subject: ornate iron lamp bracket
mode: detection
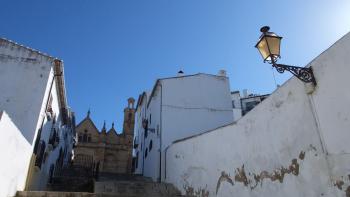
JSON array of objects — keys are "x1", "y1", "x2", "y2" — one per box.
[{"x1": 272, "y1": 63, "x2": 317, "y2": 86}]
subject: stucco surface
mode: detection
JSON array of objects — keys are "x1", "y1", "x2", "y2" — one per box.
[
  {"x1": 0, "y1": 39, "x2": 54, "y2": 144},
  {"x1": 137, "y1": 74, "x2": 234, "y2": 181}
]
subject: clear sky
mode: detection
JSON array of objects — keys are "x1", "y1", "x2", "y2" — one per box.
[{"x1": 1, "y1": 0, "x2": 349, "y2": 132}]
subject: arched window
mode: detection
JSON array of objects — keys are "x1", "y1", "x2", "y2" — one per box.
[
  {"x1": 145, "y1": 148, "x2": 148, "y2": 158},
  {"x1": 78, "y1": 134, "x2": 82, "y2": 142},
  {"x1": 88, "y1": 134, "x2": 91, "y2": 142},
  {"x1": 83, "y1": 130, "x2": 88, "y2": 142}
]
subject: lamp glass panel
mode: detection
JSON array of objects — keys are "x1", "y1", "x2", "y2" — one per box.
[
  {"x1": 256, "y1": 37, "x2": 270, "y2": 60},
  {"x1": 265, "y1": 36, "x2": 281, "y2": 57}
]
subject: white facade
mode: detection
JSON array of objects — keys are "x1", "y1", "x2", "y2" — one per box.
[
  {"x1": 164, "y1": 32, "x2": 350, "y2": 196},
  {"x1": 0, "y1": 111, "x2": 32, "y2": 197},
  {"x1": 133, "y1": 73, "x2": 234, "y2": 181},
  {"x1": 0, "y1": 38, "x2": 75, "y2": 193}
]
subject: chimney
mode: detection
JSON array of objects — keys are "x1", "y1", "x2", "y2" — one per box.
[
  {"x1": 177, "y1": 70, "x2": 184, "y2": 77},
  {"x1": 243, "y1": 89, "x2": 248, "y2": 98},
  {"x1": 218, "y1": 70, "x2": 227, "y2": 77}
]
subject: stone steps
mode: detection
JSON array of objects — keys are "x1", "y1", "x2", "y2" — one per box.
[
  {"x1": 17, "y1": 172, "x2": 185, "y2": 197},
  {"x1": 16, "y1": 191, "x2": 184, "y2": 197},
  {"x1": 94, "y1": 181, "x2": 182, "y2": 196}
]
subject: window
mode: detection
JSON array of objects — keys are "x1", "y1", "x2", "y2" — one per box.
[
  {"x1": 48, "y1": 164, "x2": 55, "y2": 184},
  {"x1": 149, "y1": 140, "x2": 153, "y2": 151},
  {"x1": 145, "y1": 129, "x2": 148, "y2": 138},
  {"x1": 46, "y1": 94, "x2": 53, "y2": 113},
  {"x1": 82, "y1": 130, "x2": 88, "y2": 142},
  {"x1": 83, "y1": 133, "x2": 87, "y2": 142},
  {"x1": 149, "y1": 114, "x2": 152, "y2": 124},
  {"x1": 232, "y1": 101, "x2": 235, "y2": 108},
  {"x1": 35, "y1": 140, "x2": 46, "y2": 169},
  {"x1": 88, "y1": 134, "x2": 91, "y2": 142},
  {"x1": 78, "y1": 134, "x2": 82, "y2": 142},
  {"x1": 145, "y1": 148, "x2": 148, "y2": 158},
  {"x1": 136, "y1": 152, "x2": 139, "y2": 168}
]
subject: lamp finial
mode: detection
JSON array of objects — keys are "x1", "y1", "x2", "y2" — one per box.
[{"x1": 260, "y1": 26, "x2": 270, "y2": 33}]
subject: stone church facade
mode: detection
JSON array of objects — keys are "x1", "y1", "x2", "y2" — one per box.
[{"x1": 74, "y1": 98, "x2": 135, "y2": 174}]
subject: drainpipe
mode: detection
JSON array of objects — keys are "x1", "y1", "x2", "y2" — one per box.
[{"x1": 164, "y1": 145, "x2": 170, "y2": 180}]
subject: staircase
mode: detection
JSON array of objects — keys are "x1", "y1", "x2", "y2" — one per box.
[
  {"x1": 47, "y1": 165, "x2": 95, "y2": 192},
  {"x1": 16, "y1": 173, "x2": 185, "y2": 197}
]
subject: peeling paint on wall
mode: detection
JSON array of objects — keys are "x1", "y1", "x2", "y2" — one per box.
[
  {"x1": 332, "y1": 175, "x2": 350, "y2": 197},
  {"x1": 184, "y1": 184, "x2": 209, "y2": 197},
  {"x1": 215, "y1": 146, "x2": 316, "y2": 195},
  {"x1": 216, "y1": 171, "x2": 234, "y2": 194}
]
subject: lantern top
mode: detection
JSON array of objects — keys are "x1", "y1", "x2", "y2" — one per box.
[
  {"x1": 260, "y1": 26, "x2": 270, "y2": 33},
  {"x1": 257, "y1": 26, "x2": 281, "y2": 41}
]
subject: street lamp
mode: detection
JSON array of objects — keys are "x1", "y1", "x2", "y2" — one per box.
[{"x1": 255, "y1": 26, "x2": 317, "y2": 86}]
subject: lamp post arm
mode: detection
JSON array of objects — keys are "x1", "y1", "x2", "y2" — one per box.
[{"x1": 273, "y1": 63, "x2": 317, "y2": 86}]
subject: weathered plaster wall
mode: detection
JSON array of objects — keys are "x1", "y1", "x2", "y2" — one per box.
[
  {"x1": 142, "y1": 74, "x2": 234, "y2": 181},
  {"x1": 0, "y1": 38, "x2": 54, "y2": 144},
  {"x1": 0, "y1": 39, "x2": 75, "y2": 192},
  {"x1": 161, "y1": 74, "x2": 234, "y2": 151},
  {"x1": 165, "y1": 33, "x2": 350, "y2": 197},
  {"x1": 0, "y1": 111, "x2": 32, "y2": 197}
]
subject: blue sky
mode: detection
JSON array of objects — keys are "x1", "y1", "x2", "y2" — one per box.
[{"x1": 1, "y1": 0, "x2": 349, "y2": 132}]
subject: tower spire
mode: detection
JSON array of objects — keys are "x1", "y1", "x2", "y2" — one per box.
[
  {"x1": 87, "y1": 108, "x2": 91, "y2": 117},
  {"x1": 101, "y1": 120, "x2": 106, "y2": 133}
]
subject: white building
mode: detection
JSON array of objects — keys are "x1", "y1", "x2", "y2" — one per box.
[
  {"x1": 0, "y1": 38, "x2": 75, "y2": 195},
  {"x1": 231, "y1": 90, "x2": 270, "y2": 121},
  {"x1": 133, "y1": 71, "x2": 234, "y2": 181}
]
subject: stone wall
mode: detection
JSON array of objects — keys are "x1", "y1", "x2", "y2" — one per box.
[{"x1": 164, "y1": 32, "x2": 350, "y2": 197}]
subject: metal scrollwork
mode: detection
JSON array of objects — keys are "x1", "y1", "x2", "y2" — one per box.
[{"x1": 273, "y1": 64, "x2": 317, "y2": 85}]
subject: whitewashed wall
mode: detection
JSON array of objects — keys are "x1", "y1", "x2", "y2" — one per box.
[
  {"x1": 161, "y1": 74, "x2": 234, "y2": 151},
  {"x1": 165, "y1": 33, "x2": 350, "y2": 197},
  {"x1": 133, "y1": 94, "x2": 148, "y2": 175},
  {"x1": 0, "y1": 39, "x2": 54, "y2": 144},
  {"x1": 0, "y1": 39, "x2": 75, "y2": 192},
  {"x1": 0, "y1": 111, "x2": 32, "y2": 197},
  {"x1": 143, "y1": 86, "x2": 161, "y2": 180},
  {"x1": 142, "y1": 74, "x2": 234, "y2": 181}
]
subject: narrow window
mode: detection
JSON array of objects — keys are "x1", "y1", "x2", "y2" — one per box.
[
  {"x1": 48, "y1": 164, "x2": 55, "y2": 183},
  {"x1": 149, "y1": 140, "x2": 153, "y2": 151},
  {"x1": 136, "y1": 152, "x2": 139, "y2": 168},
  {"x1": 83, "y1": 134, "x2": 87, "y2": 142},
  {"x1": 88, "y1": 134, "x2": 91, "y2": 142},
  {"x1": 145, "y1": 148, "x2": 148, "y2": 158}
]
